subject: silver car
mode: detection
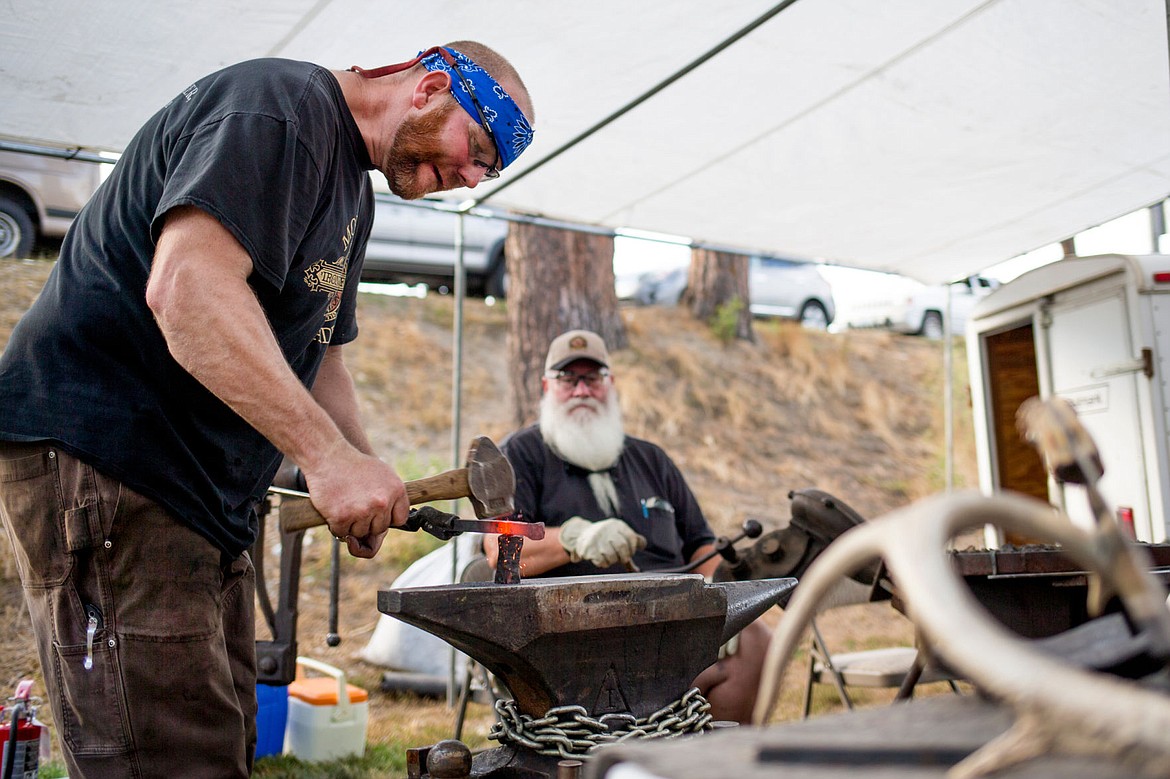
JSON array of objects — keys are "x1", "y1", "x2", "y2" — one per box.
[
  {"x1": 361, "y1": 193, "x2": 509, "y2": 297},
  {"x1": 0, "y1": 150, "x2": 104, "y2": 258},
  {"x1": 623, "y1": 256, "x2": 836, "y2": 330}
]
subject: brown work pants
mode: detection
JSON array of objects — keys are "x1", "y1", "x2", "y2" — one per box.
[{"x1": 0, "y1": 440, "x2": 256, "y2": 778}]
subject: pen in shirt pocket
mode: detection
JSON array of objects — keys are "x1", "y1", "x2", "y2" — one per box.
[{"x1": 641, "y1": 496, "x2": 675, "y2": 518}]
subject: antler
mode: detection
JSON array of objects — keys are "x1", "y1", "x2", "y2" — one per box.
[{"x1": 755, "y1": 398, "x2": 1170, "y2": 777}]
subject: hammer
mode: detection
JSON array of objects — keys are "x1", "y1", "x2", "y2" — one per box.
[{"x1": 276, "y1": 435, "x2": 530, "y2": 536}]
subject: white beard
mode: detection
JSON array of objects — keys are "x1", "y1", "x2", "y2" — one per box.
[{"x1": 540, "y1": 390, "x2": 626, "y2": 515}]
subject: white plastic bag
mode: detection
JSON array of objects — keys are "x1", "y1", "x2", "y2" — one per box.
[{"x1": 360, "y1": 534, "x2": 482, "y2": 676}]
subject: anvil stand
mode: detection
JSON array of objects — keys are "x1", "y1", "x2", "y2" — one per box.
[
  {"x1": 253, "y1": 493, "x2": 306, "y2": 685},
  {"x1": 381, "y1": 572, "x2": 797, "y2": 779}
]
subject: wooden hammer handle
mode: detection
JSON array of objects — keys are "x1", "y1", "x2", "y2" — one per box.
[
  {"x1": 278, "y1": 468, "x2": 470, "y2": 533},
  {"x1": 404, "y1": 468, "x2": 471, "y2": 505}
]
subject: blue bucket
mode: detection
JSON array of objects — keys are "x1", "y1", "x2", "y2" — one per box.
[{"x1": 255, "y1": 683, "x2": 289, "y2": 759}]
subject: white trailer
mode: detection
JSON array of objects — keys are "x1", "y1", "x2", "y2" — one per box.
[{"x1": 967, "y1": 254, "x2": 1170, "y2": 543}]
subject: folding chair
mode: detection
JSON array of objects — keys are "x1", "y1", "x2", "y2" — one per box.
[{"x1": 800, "y1": 570, "x2": 961, "y2": 718}]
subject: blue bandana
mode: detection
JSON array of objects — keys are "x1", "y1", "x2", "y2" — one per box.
[{"x1": 418, "y1": 47, "x2": 533, "y2": 171}]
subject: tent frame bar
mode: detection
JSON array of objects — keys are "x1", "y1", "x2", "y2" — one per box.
[
  {"x1": 469, "y1": 0, "x2": 804, "y2": 209},
  {"x1": 0, "y1": 139, "x2": 111, "y2": 164}
]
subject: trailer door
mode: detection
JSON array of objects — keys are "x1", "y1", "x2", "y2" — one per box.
[{"x1": 1045, "y1": 282, "x2": 1153, "y2": 539}]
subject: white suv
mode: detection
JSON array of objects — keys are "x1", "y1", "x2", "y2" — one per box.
[
  {"x1": 748, "y1": 256, "x2": 836, "y2": 329},
  {"x1": 852, "y1": 275, "x2": 998, "y2": 338}
]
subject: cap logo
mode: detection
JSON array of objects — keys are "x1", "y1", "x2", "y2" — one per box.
[{"x1": 569, "y1": 336, "x2": 588, "y2": 350}]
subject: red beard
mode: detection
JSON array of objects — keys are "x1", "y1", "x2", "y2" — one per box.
[{"x1": 385, "y1": 97, "x2": 459, "y2": 200}]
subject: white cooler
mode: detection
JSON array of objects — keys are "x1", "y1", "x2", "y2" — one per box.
[{"x1": 284, "y1": 656, "x2": 368, "y2": 762}]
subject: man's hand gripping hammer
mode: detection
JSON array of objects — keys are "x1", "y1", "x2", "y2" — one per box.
[{"x1": 273, "y1": 435, "x2": 542, "y2": 541}]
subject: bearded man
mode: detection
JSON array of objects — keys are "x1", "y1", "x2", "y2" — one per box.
[{"x1": 484, "y1": 329, "x2": 770, "y2": 723}]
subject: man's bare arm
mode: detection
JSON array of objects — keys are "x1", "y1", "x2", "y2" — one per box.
[
  {"x1": 307, "y1": 344, "x2": 395, "y2": 556},
  {"x1": 312, "y1": 345, "x2": 375, "y2": 456},
  {"x1": 145, "y1": 206, "x2": 408, "y2": 552},
  {"x1": 690, "y1": 543, "x2": 719, "y2": 578}
]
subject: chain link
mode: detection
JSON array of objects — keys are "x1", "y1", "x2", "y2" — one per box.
[{"x1": 489, "y1": 687, "x2": 715, "y2": 759}]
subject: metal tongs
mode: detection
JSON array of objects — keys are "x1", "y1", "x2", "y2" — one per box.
[{"x1": 401, "y1": 504, "x2": 545, "y2": 541}]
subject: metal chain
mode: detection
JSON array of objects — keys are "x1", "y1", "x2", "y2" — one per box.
[{"x1": 489, "y1": 687, "x2": 714, "y2": 759}]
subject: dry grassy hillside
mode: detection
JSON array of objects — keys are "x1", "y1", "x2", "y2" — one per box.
[
  {"x1": 0, "y1": 257, "x2": 979, "y2": 775},
  {"x1": 347, "y1": 286, "x2": 978, "y2": 534}
]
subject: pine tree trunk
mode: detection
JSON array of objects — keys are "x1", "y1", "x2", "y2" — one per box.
[
  {"x1": 506, "y1": 222, "x2": 626, "y2": 427},
  {"x1": 680, "y1": 247, "x2": 754, "y2": 342}
]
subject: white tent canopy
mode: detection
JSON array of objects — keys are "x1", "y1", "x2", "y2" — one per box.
[{"x1": 3, "y1": 0, "x2": 1168, "y2": 283}]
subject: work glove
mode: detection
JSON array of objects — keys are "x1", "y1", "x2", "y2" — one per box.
[{"x1": 559, "y1": 517, "x2": 647, "y2": 569}]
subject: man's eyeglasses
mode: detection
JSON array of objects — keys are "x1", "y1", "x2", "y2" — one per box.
[
  {"x1": 440, "y1": 51, "x2": 501, "y2": 180},
  {"x1": 547, "y1": 369, "x2": 610, "y2": 389}
]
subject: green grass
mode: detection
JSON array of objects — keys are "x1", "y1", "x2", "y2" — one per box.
[
  {"x1": 253, "y1": 744, "x2": 403, "y2": 778},
  {"x1": 708, "y1": 295, "x2": 746, "y2": 344},
  {"x1": 393, "y1": 452, "x2": 450, "y2": 482},
  {"x1": 252, "y1": 704, "x2": 493, "y2": 779}
]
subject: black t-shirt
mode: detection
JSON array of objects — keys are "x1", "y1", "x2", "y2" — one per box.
[
  {"x1": 0, "y1": 59, "x2": 372, "y2": 556},
  {"x1": 502, "y1": 424, "x2": 716, "y2": 576}
]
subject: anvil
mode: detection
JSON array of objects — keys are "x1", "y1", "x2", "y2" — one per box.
[{"x1": 379, "y1": 573, "x2": 796, "y2": 720}]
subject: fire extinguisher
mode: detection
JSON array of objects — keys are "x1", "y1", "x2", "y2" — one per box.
[{"x1": 0, "y1": 680, "x2": 40, "y2": 779}]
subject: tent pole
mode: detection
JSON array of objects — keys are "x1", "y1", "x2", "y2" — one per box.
[
  {"x1": 944, "y1": 284, "x2": 954, "y2": 495},
  {"x1": 448, "y1": 212, "x2": 467, "y2": 708},
  {"x1": 1150, "y1": 201, "x2": 1166, "y2": 253},
  {"x1": 0, "y1": 139, "x2": 112, "y2": 164}
]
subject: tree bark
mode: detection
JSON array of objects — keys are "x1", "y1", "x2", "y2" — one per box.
[
  {"x1": 506, "y1": 222, "x2": 626, "y2": 427},
  {"x1": 680, "y1": 247, "x2": 754, "y2": 342}
]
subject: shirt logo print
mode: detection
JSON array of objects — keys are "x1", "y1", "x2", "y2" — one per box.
[{"x1": 304, "y1": 255, "x2": 349, "y2": 344}]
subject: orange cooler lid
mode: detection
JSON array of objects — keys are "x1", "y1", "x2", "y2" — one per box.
[{"x1": 287, "y1": 677, "x2": 368, "y2": 705}]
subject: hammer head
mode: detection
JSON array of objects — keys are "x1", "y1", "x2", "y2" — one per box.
[{"x1": 465, "y1": 435, "x2": 516, "y2": 518}]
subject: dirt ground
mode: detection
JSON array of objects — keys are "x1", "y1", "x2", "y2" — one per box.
[{"x1": 0, "y1": 256, "x2": 981, "y2": 774}]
